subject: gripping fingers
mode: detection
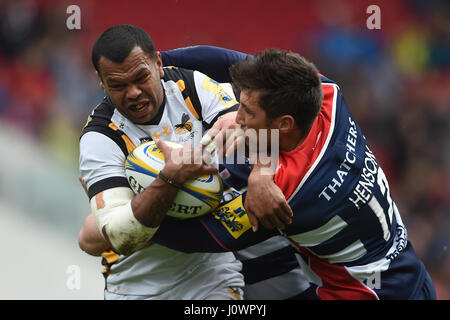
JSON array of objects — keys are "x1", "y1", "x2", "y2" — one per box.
[
  {"x1": 200, "y1": 133, "x2": 213, "y2": 147},
  {"x1": 201, "y1": 131, "x2": 219, "y2": 156},
  {"x1": 279, "y1": 203, "x2": 293, "y2": 225},
  {"x1": 261, "y1": 214, "x2": 285, "y2": 230},
  {"x1": 246, "y1": 210, "x2": 259, "y2": 232},
  {"x1": 205, "y1": 141, "x2": 217, "y2": 154},
  {"x1": 225, "y1": 133, "x2": 245, "y2": 158}
]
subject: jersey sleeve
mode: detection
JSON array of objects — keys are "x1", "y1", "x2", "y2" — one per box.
[
  {"x1": 151, "y1": 193, "x2": 276, "y2": 253},
  {"x1": 79, "y1": 131, "x2": 130, "y2": 199},
  {"x1": 161, "y1": 45, "x2": 250, "y2": 83},
  {"x1": 193, "y1": 70, "x2": 239, "y2": 125}
]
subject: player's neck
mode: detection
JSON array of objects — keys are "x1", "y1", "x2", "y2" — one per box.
[{"x1": 279, "y1": 127, "x2": 306, "y2": 152}]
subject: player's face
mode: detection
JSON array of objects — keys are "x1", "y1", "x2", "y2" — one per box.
[
  {"x1": 98, "y1": 46, "x2": 164, "y2": 124},
  {"x1": 236, "y1": 89, "x2": 277, "y2": 149}
]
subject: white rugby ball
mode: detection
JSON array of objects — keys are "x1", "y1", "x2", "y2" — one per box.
[{"x1": 125, "y1": 141, "x2": 223, "y2": 219}]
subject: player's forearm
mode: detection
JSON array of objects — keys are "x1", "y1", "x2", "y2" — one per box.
[
  {"x1": 161, "y1": 45, "x2": 249, "y2": 83},
  {"x1": 151, "y1": 194, "x2": 277, "y2": 253},
  {"x1": 131, "y1": 176, "x2": 180, "y2": 227}
]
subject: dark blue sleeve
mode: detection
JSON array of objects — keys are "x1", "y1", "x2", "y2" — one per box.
[
  {"x1": 151, "y1": 216, "x2": 228, "y2": 252},
  {"x1": 161, "y1": 45, "x2": 251, "y2": 83},
  {"x1": 151, "y1": 193, "x2": 275, "y2": 253}
]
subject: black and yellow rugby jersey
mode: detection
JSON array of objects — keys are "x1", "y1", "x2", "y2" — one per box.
[{"x1": 79, "y1": 67, "x2": 242, "y2": 299}]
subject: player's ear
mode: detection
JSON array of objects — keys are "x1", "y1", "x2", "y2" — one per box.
[
  {"x1": 277, "y1": 115, "x2": 296, "y2": 134},
  {"x1": 155, "y1": 51, "x2": 164, "y2": 78},
  {"x1": 96, "y1": 71, "x2": 106, "y2": 92}
]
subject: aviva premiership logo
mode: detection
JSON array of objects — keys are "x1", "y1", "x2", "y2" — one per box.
[
  {"x1": 213, "y1": 195, "x2": 251, "y2": 239},
  {"x1": 174, "y1": 113, "x2": 193, "y2": 135}
]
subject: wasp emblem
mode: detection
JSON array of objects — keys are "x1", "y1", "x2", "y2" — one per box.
[{"x1": 174, "y1": 113, "x2": 193, "y2": 135}]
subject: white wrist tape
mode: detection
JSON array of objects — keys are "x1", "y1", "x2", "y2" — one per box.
[
  {"x1": 205, "y1": 141, "x2": 217, "y2": 154},
  {"x1": 200, "y1": 133, "x2": 212, "y2": 146},
  {"x1": 91, "y1": 187, "x2": 158, "y2": 255}
]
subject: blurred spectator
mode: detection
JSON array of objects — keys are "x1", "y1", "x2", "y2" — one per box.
[{"x1": 0, "y1": 0, "x2": 44, "y2": 58}]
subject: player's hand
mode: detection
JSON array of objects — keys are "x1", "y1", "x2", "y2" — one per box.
[
  {"x1": 244, "y1": 165, "x2": 293, "y2": 232},
  {"x1": 156, "y1": 139, "x2": 218, "y2": 184},
  {"x1": 200, "y1": 111, "x2": 244, "y2": 160}
]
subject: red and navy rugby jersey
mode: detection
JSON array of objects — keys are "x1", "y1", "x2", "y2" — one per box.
[{"x1": 151, "y1": 47, "x2": 428, "y2": 299}]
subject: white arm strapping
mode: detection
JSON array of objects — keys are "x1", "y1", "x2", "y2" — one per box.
[{"x1": 90, "y1": 187, "x2": 159, "y2": 256}]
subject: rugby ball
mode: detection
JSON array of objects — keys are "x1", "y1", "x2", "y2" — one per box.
[{"x1": 125, "y1": 141, "x2": 223, "y2": 219}]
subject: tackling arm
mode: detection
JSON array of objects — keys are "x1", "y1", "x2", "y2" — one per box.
[
  {"x1": 80, "y1": 139, "x2": 219, "y2": 256},
  {"x1": 161, "y1": 45, "x2": 250, "y2": 83},
  {"x1": 151, "y1": 193, "x2": 276, "y2": 253}
]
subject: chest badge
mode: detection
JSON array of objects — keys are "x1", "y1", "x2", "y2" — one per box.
[{"x1": 174, "y1": 113, "x2": 193, "y2": 135}]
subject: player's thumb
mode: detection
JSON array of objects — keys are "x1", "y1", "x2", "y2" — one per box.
[
  {"x1": 157, "y1": 139, "x2": 183, "y2": 167},
  {"x1": 155, "y1": 139, "x2": 170, "y2": 158}
]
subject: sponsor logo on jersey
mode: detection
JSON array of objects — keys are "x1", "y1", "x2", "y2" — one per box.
[
  {"x1": 213, "y1": 196, "x2": 251, "y2": 239},
  {"x1": 201, "y1": 77, "x2": 237, "y2": 108}
]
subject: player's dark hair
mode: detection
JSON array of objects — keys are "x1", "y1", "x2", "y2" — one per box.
[
  {"x1": 92, "y1": 24, "x2": 156, "y2": 73},
  {"x1": 230, "y1": 49, "x2": 323, "y2": 132}
]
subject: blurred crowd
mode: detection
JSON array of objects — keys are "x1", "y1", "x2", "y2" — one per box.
[
  {"x1": 306, "y1": 0, "x2": 450, "y2": 299},
  {"x1": 0, "y1": 0, "x2": 448, "y2": 298}
]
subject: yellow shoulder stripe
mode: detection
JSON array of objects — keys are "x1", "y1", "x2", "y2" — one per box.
[
  {"x1": 185, "y1": 96, "x2": 200, "y2": 120},
  {"x1": 176, "y1": 79, "x2": 185, "y2": 92}
]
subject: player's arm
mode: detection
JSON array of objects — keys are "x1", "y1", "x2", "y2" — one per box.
[
  {"x1": 245, "y1": 161, "x2": 293, "y2": 231},
  {"x1": 80, "y1": 132, "x2": 158, "y2": 255},
  {"x1": 80, "y1": 134, "x2": 217, "y2": 256},
  {"x1": 78, "y1": 213, "x2": 111, "y2": 256},
  {"x1": 78, "y1": 176, "x2": 111, "y2": 256},
  {"x1": 161, "y1": 45, "x2": 250, "y2": 83}
]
